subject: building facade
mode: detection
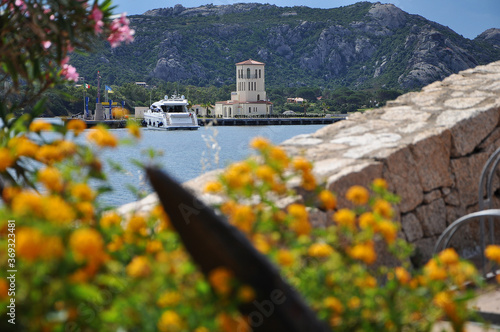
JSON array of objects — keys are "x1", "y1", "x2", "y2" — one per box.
[{"x1": 215, "y1": 59, "x2": 272, "y2": 118}]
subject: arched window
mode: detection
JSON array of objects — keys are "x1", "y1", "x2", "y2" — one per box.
[{"x1": 247, "y1": 68, "x2": 250, "y2": 79}]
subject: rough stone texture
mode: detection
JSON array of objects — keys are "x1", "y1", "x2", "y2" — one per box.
[{"x1": 123, "y1": 61, "x2": 500, "y2": 266}]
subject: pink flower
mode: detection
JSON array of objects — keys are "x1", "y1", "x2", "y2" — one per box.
[
  {"x1": 90, "y1": 5, "x2": 104, "y2": 34},
  {"x1": 61, "y1": 60, "x2": 79, "y2": 82},
  {"x1": 107, "y1": 13, "x2": 135, "y2": 48},
  {"x1": 42, "y1": 41, "x2": 51, "y2": 49}
]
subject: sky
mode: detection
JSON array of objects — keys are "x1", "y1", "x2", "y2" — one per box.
[{"x1": 110, "y1": 0, "x2": 500, "y2": 39}]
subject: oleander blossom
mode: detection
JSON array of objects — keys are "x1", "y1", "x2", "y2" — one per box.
[
  {"x1": 90, "y1": 4, "x2": 104, "y2": 34},
  {"x1": 60, "y1": 57, "x2": 79, "y2": 82},
  {"x1": 107, "y1": 13, "x2": 135, "y2": 48}
]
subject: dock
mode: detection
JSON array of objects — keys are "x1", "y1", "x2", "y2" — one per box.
[
  {"x1": 81, "y1": 119, "x2": 128, "y2": 128},
  {"x1": 197, "y1": 116, "x2": 346, "y2": 126}
]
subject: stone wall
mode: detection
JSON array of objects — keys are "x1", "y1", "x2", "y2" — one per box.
[
  {"x1": 277, "y1": 60, "x2": 500, "y2": 264},
  {"x1": 121, "y1": 60, "x2": 500, "y2": 266}
]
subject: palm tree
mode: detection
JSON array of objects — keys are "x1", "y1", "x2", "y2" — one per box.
[
  {"x1": 302, "y1": 100, "x2": 309, "y2": 117},
  {"x1": 201, "y1": 102, "x2": 213, "y2": 117}
]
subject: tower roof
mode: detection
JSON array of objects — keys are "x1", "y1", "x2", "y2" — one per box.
[{"x1": 236, "y1": 59, "x2": 265, "y2": 66}]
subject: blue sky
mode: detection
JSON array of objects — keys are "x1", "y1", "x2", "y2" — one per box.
[{"x1": 110, "y1": 0, "x2": 499, "y2": 39}]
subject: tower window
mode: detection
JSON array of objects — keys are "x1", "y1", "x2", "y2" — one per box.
[
  {"x1": 247, "y1": 68, "x2": 250, "y2": 79},
  {"x1": 259, "y1": 69, "x2": 261, "y2": 78}
]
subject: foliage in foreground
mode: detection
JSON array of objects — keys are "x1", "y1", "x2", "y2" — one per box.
[{"x1": 1, "y1": 121, "x2": 500, "y2": 331}]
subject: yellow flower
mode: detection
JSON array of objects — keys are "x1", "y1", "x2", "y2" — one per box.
[
  {"x1": 126, "y1": 214, "x2": 148, "y2": 234},
  {"x1": 146, "y1": 240, "x2": 163, "y2": 254},
  {"x1": 269, "y1": 146, "x2": 289, "y2": 168},
  {"x1": 67, "y1": 119, "x2": 86, "y2": 136},
  {"x1": 424, "y1": 259, "x2": 447, "y2": 281},
  {"x1": 42, "y1": 195, "x2": 76, "y2": 224},
  {"x1": 324, "y1": 296, "x2": 344, "y2": 313},
  {"x1": 301, "y1": 170, "x2": 317, "y2": 191},
  {"x1": 2, "y1": 186, "x2": 20, "y2": 204},
  {"x1": 38, "y1": 166, "x2": 64, "y2": 192},
  {"x1": 208, "y1": 267, "x2": 234, "y2": 296},
  {"x1": 292, "y1": 156, "x2": 312, "y2": 172},
  {"x1": 76, "y1": 201, "x2": 94, "y2": 223},
  {"x1": 485, "y1": 245, "x2": 500, "y2": 264},
  {"x1": 0, "y1": 148, "x2": 14, "y2": 172},
  {"x1": 223, "y1": 161, "x2": 253, "y2": 189},
  {"x1": 333, "y1": 208, "x2": 356, "y2": 230},
  {"x1": 230, "y1": 204, "x2": 255, "y2": 233},
  {"x1": 252, "y1": 234, "x2": 271, "y2": 253},
  {"x1": 348, "y1": 241, "x2": 377, "y2": 265},
  {"x1": 237, "y1": 285, "x2": 256, "y2": 303},
  {"x1": 9, "y1": 136, "x2": 38, "y2": 157},
  {"x1": 69, "y1": 228, "x2": 104, "y2": 262},
  {"x1": 87, "y1": 125, "x2": 118, "y2": 148},
  {"x1": 17, "y1": 227, "x2": 44, "y2": 261},
  {"x1": 348, "y1": 296, "x2": 361, "y2": 309},
  {"x1": 204, "y1": 180, "x2": 223, "y2": 193},
  {"x1": 359, "y1": 212, "x2": 376, "y2": 229},
  {"x1": 29, "y1": 120, "x2": 52, "y2": 132},
  {"x1": 41, "y1": 236, "x2": 64, "y2": 260},
  {"x1": 395, "y1": 266, "x2": 411, "y2": 284},
  {"x1": 11, "y1": 191, "x2": 43, "y2": 217},
  {"x1": 377, "y1": 220, "x2": 398, "y2": 244},
  {"x1": 433, "y1": 291, "x2": 457, "y2": 320},
  {"x1": 318, "y1": 189, "x2": 336, "y2": 210},
  {"x1": 438, "y1": 248, "x2": 460, "y2": 265},
  {"x1": 277, "y1": 249, "x2": 294, "y2": 266},
  {"x1": 250, "y1": 136, "x2": 271, "y2": 150},
  {"x1": 373, "y1": 199, "x2": 393, "y2": 218},
  {"x1": 55, "y1": 140, "x2": 77, "y2": 157},
  {"x1": 35, "y1": 144, "x2": 64, "y2": 164},
  {"x1": 346, "y1": 185, "x2": 370, "y2": 205},
  {"x1": 157, "y1": 310, "x2": 183, "y2": 332},
  {"x1": 126, "y1": 255, "x2": 152, "y2": 278},
  {"x1": 308, "y1": 242, "x2": 334, "y2": 258},
  {"x1": 100, "y1": 211, "x2": 122, "y2": 228},
  {"x1": 194, "y1": 327, "x2": 209, "y2": 332},
  {"x1": 157, "y1": 291, "x2": 182, "y2": 307},
  {"x1": 71, "y1": 183, "x2": 95, "y2": 201},
  {"x1": 256, "y1": 164, "x2": 275, "y2": 184},
  {"x1": 373, "y1": 178, "x2": 388, "y2": 190},
  {"x1": 127, "y1": 121, "x2": 141, "y2": 139}
]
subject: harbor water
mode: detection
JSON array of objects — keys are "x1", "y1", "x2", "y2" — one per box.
[{"x1": 97, "y1": 124, "x2": 327, "y2": 206}]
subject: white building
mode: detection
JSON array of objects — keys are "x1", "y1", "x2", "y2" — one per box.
[{"x1": 215, "y1": 59, "x2": 272, "y2": 118}]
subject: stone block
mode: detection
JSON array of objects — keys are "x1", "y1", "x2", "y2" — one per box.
[
  {"x1": 415, "y1": 198, "x2": 447, "y2": 237},
  {"x1": 411, "y1": 130, "x2": 453, "y2": 192},
  {"x1": 401, "y1": 212, "x2": 424, "y2": 242},
  {"x1": 450, "y1": 152, "x2": 489, "y2": 207}
]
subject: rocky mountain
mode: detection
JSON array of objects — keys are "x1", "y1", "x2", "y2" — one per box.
[{"x1": 71, "y1": 2, "x2": 500, "y2": 91}]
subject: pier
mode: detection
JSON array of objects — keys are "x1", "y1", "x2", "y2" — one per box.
[{"x1": 197, "y1": 116, "x2": 346, "y2": 126}]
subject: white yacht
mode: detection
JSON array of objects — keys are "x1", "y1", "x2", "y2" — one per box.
[{"x1": 144, "y1": 94, "x2": 199, "y2": 130}]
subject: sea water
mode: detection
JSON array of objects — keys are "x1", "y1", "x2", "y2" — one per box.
[{"x1": 97, "y1": 124, "x2": 326, "y2": 206}]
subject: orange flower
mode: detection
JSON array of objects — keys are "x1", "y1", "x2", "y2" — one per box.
[
  {"x1": 71, "y1": 183, "x2": 95, "y2": 201},
  {"x1": 11, "y1": 191, "x2": 43, "y2": 217},
  {"x1": 252, "y1": 234, "x2": 270, "y2": 253},
  {"x1": 0, "y1": 148, "x2": 14, "y2": 172},
  {"x1": 318, "y1": 189, "x2": 336, "y2": 210},
  {"x1": 17, "y1": 227, "x2": 44, "y2": 261},
  {"x1": 373, "y1": 199, "x2": 393, "y2": 218},
  {"x1": 348, "y1": 241, "x2": 377, "y2": 265},
  {"x1": 308, "y1": 242, "x2": 334, "y2": 258},
  {"x1": 485, "y1": 245, "x2": 500, "y2": 264},
  {"x1": 208, "y1": 267, "x2": 234, "y2": 296},
  {"x1": 333, "y1": 208, "x2": 356, "y2": 230},
  {"x1": 269, "y1": 146, "x2": 289, "y2": 168},
  {"x1": 204, "y1": 180, "x2": 223, "y2": 193},
  {"x1": 126, "y1": 214, "x2": 147, "y2": 234},
  {"x1": 29, "y1": 120, "x2": 52, "y2": 132},
  {"x1": 346, "y1": 185, "x2": 370, "y2": 205},
  {"x1": 223, "y1": 161, "x2": 253, "y2": 189},
  {"x1": 237, "y1": 285, "x2": 256, "y2": 303},
  {"x1": 35, "y1": 144, "x2": 64, "y2": 164},
  {"x1": 438, "y1": 248, "x2": 460, "y2": 265},
  {"x1": 324, "y1": 296, "x2": 344, "y2": 313},
  {"x1": 127, "y1": 121, "x2": 141, "y2": 139},
  {"x1": 67, "y1": 119, "x2": 86, "y2": 136},
  {"x1": 146, "y1": 240, "x2": 163, "y2": 254},
  {"x1": 395, "y1": 266, "x2": 411, "y2": 284},
  {"x1": 69, "y1": 228, "x2": 104, "y2": 262},
  {"x1": 277, "y1": 249, "x2": 294, "y2": 267},
  {"x1": 359, "y1": 212, "x2": 376, "y2": 229},
  {"x1": 8, "y1": 136, "x2": 38, "y2": 157},
  {"x1": 424, "y1": 259, "x2": 447, "y2": 281},
  {"x1": 41, "y1": 236, "x2": 65, "y2": 260},
  {"x1": 301, "y1": 170, "x2": 317, "y2": 191},
  {"x1": 250, "y1": 136, "x2": 271, "y2": 150},
  {"x1": 157, "y1": 291, "x2": 182, "y2": 307},
  {"x1": 256, "y1": 164, "x2": 275, "y2": 184},
  {"x1": 287, "y1": 203, "x2": 308, "y2": 222},
  {"x1": 2, "y1": 186, "x2": 21, "y2": 204},
  {"x1": 87, "y1": 125, "x2": 118, "y2": 148},
  {"x1": 42, "y1": 195, "x2": 76, "y2": 224},
  {"x1": 292, "y1": 156, "x2": 312, "y2": 172},
  {"x1": 373, "y1": 178, "x2": 388, "y2": 190},
  {"x1": 100, "y1": 211, "x2": 122, "y2": 228},
  {"x1": 126, "y1": 256, "x2": 152, "y2": 278},
  {"x1": 230, "y1": 204, "x2": 255, "y2": 233},
  {"x1": 157, "y1": 310, "x2": 183, "y2": 332},
  {"x1": 0, "y1": 279, "x2": 8, "y2": 299},
  {"x1": 38, "y1": 166, "x2": 64, "y2": 192},
  {"x1": 76, "y1": 201, "x2": 95, "y2": 222},
  {"x1": 55, "y1": 140, "x2": 77, "y2": 156},
  {"x1": 377, "y1": 220, "x2": 398, "y2": 244}
]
